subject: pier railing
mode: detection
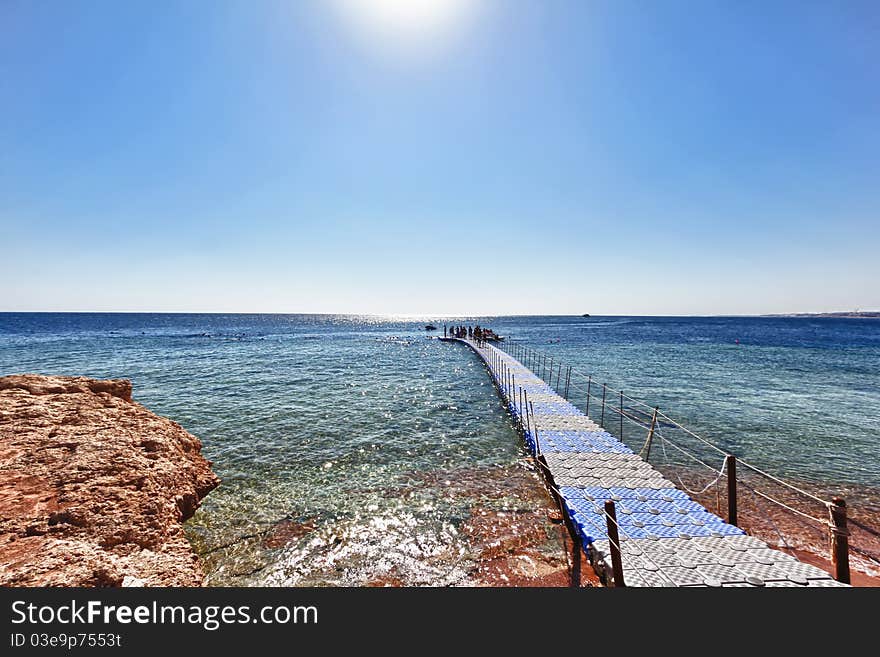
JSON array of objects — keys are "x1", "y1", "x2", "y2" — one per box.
[{"x1": 490, "y1": 338, "x2": 880, "y2": 584}]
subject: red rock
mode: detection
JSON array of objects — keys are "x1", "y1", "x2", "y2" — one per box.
[{"x1": 0, "y1": 374, "x2": 219, "y2": 586}]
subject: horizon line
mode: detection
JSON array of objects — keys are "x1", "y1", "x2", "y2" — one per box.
[{"x1": 1, "y1": 310, "x2": 877, "y2": 318}]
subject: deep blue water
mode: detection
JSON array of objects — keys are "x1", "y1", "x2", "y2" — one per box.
[{"x1": 1, "y1": 313, "x2": 878, "y2": 584}]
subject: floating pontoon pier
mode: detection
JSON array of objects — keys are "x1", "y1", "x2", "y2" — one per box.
[{"x1": 452, "y1": 338, "x2": 849, "y2": 588}]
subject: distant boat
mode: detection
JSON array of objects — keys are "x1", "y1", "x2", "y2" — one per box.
[
  {"x1": 581, "y1": 313, "x2": 591, "y2": 317},
  {"x1": 425, "y1": 324, "x2": 437, "y2": 331}
]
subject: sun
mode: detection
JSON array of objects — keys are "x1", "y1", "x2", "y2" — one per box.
[{"x1": 334, "y1": 0, "x2": 476, "y2": 47}]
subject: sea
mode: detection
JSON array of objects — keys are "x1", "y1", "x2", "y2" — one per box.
[{"x1": 1, "y1": 313, "x2": 878, "y2": 584}]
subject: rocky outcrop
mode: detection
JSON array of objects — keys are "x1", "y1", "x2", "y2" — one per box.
[{"x1": 0, "y1": 374, "x2": 219, "y2": 586}]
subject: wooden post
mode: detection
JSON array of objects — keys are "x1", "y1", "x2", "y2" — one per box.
[
  {"x1": 586, "y1": 375, "x2": 592, "y2": 415},
  {"x1": 640, "y1": 407, "x2": 658, "y2": 460},
  {"x1": 600, "y1": 384, "x2": 607, "y2": 427},
  {"x1": 619, "y1": 390, "x2": 624, "y2": 441},
  {"x1": 830, "y1": 498, "x2": 850, "y2": 584},
  {"x1": 604, "y1": 500, "x2": 625, "y2": 587},
  {"x1": 726, "y1": 454, "x2": 737, "y2": 527}
]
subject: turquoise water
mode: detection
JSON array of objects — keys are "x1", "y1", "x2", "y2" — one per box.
[{"x1": 1, "y1": 313, "x2": 878, "y2": 584}]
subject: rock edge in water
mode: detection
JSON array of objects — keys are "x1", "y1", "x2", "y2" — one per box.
[{"x1": 0, "y1": 374, "x2": 220, "y2": 586}]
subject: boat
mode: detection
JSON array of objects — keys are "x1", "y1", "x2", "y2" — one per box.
[
  {"x1": 425, "y1": 324, "x2": 437, "y2": 331},
  {"x1": 483, "y1": 329, "x2": 504, "y2": 342},
  {"x1": 582, "y1": 313, "x2": 591, "y2": 317}
]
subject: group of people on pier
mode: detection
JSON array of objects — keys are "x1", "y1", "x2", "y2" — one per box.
[{"x1": 444, "y1": 324, "x2": 499, "y2": 341}]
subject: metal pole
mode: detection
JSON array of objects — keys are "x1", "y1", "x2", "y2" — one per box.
[
  {"x1": 530, "y1": 401, "x2": 539, "y2": 455},
  {"x1": 600, "y1": 384, "x2": 607, "y2": 427},
  {"x1": 524, "y1": 390, "x2": 532, "y2": 443},
  {"x1": 564, "y1": 366, "x2": 571, "y2": 399},
  {"x1": 726, "y1": 454, "x2": 737, "y2": 527},
  {"x1": 519, "y1": 387, "x2": 524, "y2": 428},
  {"x1": 604, "y1": 500, "x2": 625, "y2": 587},
  {"x1": 556, "y1": 363, "x2": 562, "y2": 392},
  {"x1": 619, "y1": 390, "x2": 624, "y2": 441},
  {"x1": 586, "y1": 375, "x2": 592, "y2": 415},
  {"x1": 830, "y1": 498, "x2": 850, "y2": 584}
]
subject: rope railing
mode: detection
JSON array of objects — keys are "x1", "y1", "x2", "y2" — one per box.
[
  {"x1": 498, "y1": 339, "x2": 832, "y2": 490},
  {"x1": 478, "y1": 340, "x2": 693, "y2": 586},
  {"x1": 481, "y1": 338, "x2": 880, "y2": 582}
]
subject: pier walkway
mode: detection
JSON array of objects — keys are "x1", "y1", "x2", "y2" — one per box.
[{"x1": 454, "y1": 338, "x2": 848, "y2": 587}]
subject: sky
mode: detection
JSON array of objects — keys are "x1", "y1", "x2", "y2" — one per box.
[{"x1": 2, "y1": 0, "x2": 878, "y2": 315}]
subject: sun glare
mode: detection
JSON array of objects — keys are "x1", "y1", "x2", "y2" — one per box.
[{"x1": 334, "y1": 0, "x2": 476, "y2": 49}]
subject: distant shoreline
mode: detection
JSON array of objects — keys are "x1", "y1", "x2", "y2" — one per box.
[{"x1": 762, "y1": 311, "x2": 880, "y2": 319}]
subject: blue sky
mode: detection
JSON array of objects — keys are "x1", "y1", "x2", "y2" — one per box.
[{"x1": 2, "y1": 0, "x2": 878, "y2": 315}]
